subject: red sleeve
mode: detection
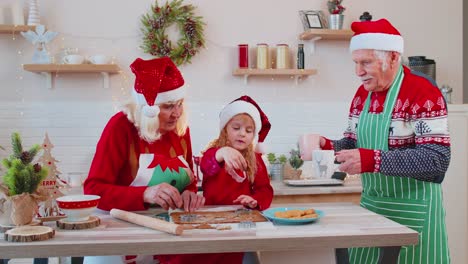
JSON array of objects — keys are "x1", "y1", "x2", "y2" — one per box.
[
  {"x1": 359, "y1": 148, "x2": 377, "y2": 173},
  {"x1": 251, "y1": 153, "x2": 273, "y2": 210},
  {"x1": 200, "y1": 147, "x2": 222, "y2": 177},
  {"x1": 321, "y1": 137, "x2": 334, "y2": 150},
  {"x1": 84, "y1": 113, "x2": 148, "y2": 211}
]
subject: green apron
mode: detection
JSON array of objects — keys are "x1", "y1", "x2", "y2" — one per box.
[{"x1": 349, "y1": 66, "x2": 450, "y2": 264}]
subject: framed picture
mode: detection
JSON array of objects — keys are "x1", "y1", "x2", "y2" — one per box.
[{"x1": 299, "y1": 10, "x2": 327, "y2": 30}]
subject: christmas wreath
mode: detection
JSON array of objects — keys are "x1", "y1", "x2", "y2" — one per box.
[{"x1": 140, "y1": 0, "x2": 205, "y2": 66}]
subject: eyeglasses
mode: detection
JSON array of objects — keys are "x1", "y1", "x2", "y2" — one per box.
[{"x1": 159, "y1": 99, "x2": 184, "y2": 112}]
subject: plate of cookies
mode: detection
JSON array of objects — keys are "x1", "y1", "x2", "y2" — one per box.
[{"x1": 262, "y1": 207, "x2": 324, "y2": 224}]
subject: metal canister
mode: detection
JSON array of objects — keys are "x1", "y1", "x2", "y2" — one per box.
[
  {"x1": 276, "y1": 44, "x2": 289, "y2": 69},
  {"x1": 256, "y1": 43, "x2": 269, "y2": 69}
]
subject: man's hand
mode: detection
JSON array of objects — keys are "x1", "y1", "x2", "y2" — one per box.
[
  {"x1": 233, "y1": 195, "x2": 258, "y2": 209},
  {"x1": 143, "y1": 183, "x2": 182, "y2": 210},
  {"x1": 335, "y1": 149, "x2": 362, "y2": 175},
  {"x1": 215, "y1": 147, "x2": 247, "y2": 171},
  {"x1": 181, "y1": 190, "x2": 205, "y2": 212}
]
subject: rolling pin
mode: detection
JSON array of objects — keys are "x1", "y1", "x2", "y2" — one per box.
[{"x1": 110, "y1": 208, "x2": 183, "y2": 236}]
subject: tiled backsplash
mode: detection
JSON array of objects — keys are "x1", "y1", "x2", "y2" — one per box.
[{"x1": 0, "y1": 101, "x2": 349, "y2": 176}]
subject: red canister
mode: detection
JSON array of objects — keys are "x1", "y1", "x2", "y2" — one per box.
[{"x1": 238, "y1": 44, "x2": 249, "y2": 68}]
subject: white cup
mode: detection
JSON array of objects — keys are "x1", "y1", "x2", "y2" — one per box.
[
  {"x1": 88, "y1": 55, "x2": 110, "y2": 64},
  {"x1": 62, "y1": 54, "x2": 85, "y2": 64},
  {"x1": 312, "y1": 150, "x2": 335, "y2": 178},
  {"x1": 67, "y1": 172, "x2": 87, "y2": 187}
]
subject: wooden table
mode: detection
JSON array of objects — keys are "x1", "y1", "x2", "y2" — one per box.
[
  {"x1": 0, "y1": 203, "x2": 417, "y2": 264},
  {"x1": 272, "y1": 178, "x2": 362, "y2": 205}
]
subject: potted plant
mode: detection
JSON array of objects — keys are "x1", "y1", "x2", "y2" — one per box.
[
  {"x1": 283, "y1": 148, "x2": 304, "y2": 180},
  {"x1": 0, "y1": 132, "x2": 48, "y2": 226},
  {"x1": 327, "y1": 0, "x2": 346, "y2": 29},
  {"x1": 266, "y1": 153, "x2": 287, "y2": 180}
]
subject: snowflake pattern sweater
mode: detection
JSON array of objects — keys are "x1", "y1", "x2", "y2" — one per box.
[{"x1": 324, "y1": 67, "x2": 450, "y2": 183}]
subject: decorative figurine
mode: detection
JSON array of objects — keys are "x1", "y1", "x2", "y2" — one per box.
[{"x1": 21, "y1": 25, "x2": 58, "y2": 64}]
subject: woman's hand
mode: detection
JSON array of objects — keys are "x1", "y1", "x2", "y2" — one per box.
[
  {"x1": 215, "y1": 147, "x2": 247, "y2": 171},
  {"x1": 233, "y1": 195, "x2": 258, "y2": 209},
  {"x1": 143, "y1": 183, "x2": 182, "y2": 210},
  {"x1": 181, "y1": 190, "x2": 205, "y2": 212}
]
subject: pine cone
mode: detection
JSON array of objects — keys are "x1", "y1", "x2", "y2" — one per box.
[
  {"x1": 20, "y1": 151, "x2": 32, "y2": 164},
  {"x1": 33, "y1": 163, "x2": 42, "y2": 173}
]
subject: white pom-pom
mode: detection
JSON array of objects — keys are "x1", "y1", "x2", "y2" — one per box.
[
  {"x1": 142, "y1": 105, "x2": 159, "y2": 118},
  {"x1": 255, "y1": 142, "x2": 267, "y2": 154}
]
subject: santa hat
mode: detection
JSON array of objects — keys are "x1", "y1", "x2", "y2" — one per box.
[
  {"x1": 349, "y1": 19, "x2": 404, "y2": 53},
  {"x1": 219, "y1": 95, "x2": 271, "y2": 153},
  {"x1": 130, "y1": 57, "x2": 186, "y2": 117}
]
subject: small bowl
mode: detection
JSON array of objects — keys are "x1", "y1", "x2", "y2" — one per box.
[{"x1": 56, "y1": 195, "x2": 100, "y2": 221}]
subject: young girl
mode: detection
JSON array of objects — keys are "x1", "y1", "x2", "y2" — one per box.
[
  {"x1": 160, "y1": 96, "x2": 273, "y2": 264},
  {"x1": 201, "y1": 95, "x2": 273, "y2": 212}
]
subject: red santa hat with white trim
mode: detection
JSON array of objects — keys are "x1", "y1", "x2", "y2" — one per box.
[
  {"x1": 219, "y1": 95, "x2": 271, "y2": 153},
  {"x1": 349, "y1": 18, "x2": 404, "y2": 53},
  {"x1": 130, "y1": 57, "x2": 186, "y2": 117}
]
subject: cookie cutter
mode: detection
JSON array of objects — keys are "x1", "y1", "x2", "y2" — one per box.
[
  {"x1": 235, "y1": 208, "x2": 252, "y2": 216},
  {"x1": 238, "y1": 221, "x2": 256, "y2": 229},
  {"x1": 180, "y1": 214, "x2": 197, "y2": 223}
]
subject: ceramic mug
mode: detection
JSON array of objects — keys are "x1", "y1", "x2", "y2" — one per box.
[
  {"x1": 312, "y1": 150, "x2": 335, "y2": 178},
  {"x1": 298, "y1": 134, "x2": 321, "y2": 161},
  {"x1": 62, "y1": 54, "x2": 85, "y2": 64},
  {"x1": 88, "y1": 55, "x2": 110, "y2": 64}
]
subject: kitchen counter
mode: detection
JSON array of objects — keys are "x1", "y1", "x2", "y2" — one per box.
[
  {"x1": 0, "y1": 203, "x2": 417, "y2": 264},
  {"x1": 272, "y1": 177, "x2": 362, "y2": 205}
]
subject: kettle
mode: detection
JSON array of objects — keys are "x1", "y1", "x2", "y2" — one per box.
[{"x1": 408, "y1": 56, "x2": 436, "y2": 81}]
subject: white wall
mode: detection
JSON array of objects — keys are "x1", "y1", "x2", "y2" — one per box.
[{"x1": 0, "y1": 0, "x2": 465, "y2": 262}]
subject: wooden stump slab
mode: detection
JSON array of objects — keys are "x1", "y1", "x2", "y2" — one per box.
[
  {"x1": 0, "y1": 219, "x2": 42, "y2": 233},
  {"x1": 4, "y1": 226, "x2": 54, "y2": 242},
  {"x1": 57, "y1": 215, "x2": 100, "y2": 230}
]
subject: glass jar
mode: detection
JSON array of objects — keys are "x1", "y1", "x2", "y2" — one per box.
[
  {"x1": 440, "y1": 85, "x2": 453, "y2": 104},
  {"x1": 238, "y1": 44, "x2": 249, "y2": 68}
]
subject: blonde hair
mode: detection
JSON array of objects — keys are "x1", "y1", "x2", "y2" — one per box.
[
  {"x1": 121, "y1": 98, "x2": 188, "y2": 143},
  {"x1": 205, "y1": 114, "x2": 257, "y2": 183}
]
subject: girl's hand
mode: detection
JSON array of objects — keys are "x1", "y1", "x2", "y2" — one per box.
[
  {"x1": 233, "y1": 195, "x2": 258, "y2": 209},
  {"x1": 215, "y1": 147, "x2": 247, "y2": 171}
]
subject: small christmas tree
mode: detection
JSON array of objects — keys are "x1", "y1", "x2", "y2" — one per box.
[
  {"x1": 0, "y1": 132, "x2": 48, "y2": 226},
  {"x1": 37, "y1": 133, "x2": 65, "y2": 217},
  {"x1": 2, "y1": 132, "x2": 47, "y2": 195}
]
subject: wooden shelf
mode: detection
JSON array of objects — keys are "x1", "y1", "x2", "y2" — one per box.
[
  {"x1": 0, "y1": 25, "x2": 36, "y2": 34},
  {"x1": 23, "y1": 64, "x2": 120, "y2": 73},
  {"x1": 299, "y1": 29, "x2": 353, "y2": 41},
  {"x1": 232, "y1": 68, "x2": 317, "y2": 84},
  {"x1": 23, "y1": 64, "x2": 121, "y2": 89}
]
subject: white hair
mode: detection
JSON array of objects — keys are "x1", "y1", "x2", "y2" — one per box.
[
  {"x1": 121, "y1": 98, "x2": 188, "y2": 143},
  {"x1": 374, "y1": 50, "x2": 402, "y2": 71}
]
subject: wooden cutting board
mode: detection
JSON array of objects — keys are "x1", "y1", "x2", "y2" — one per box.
[{"x1": 170, "y1": 210, "x2": 267, "y2": 224}]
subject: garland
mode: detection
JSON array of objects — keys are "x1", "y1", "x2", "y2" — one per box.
[{"x1": 140, "y1": 0, "x2": 205, "y2": 66}]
